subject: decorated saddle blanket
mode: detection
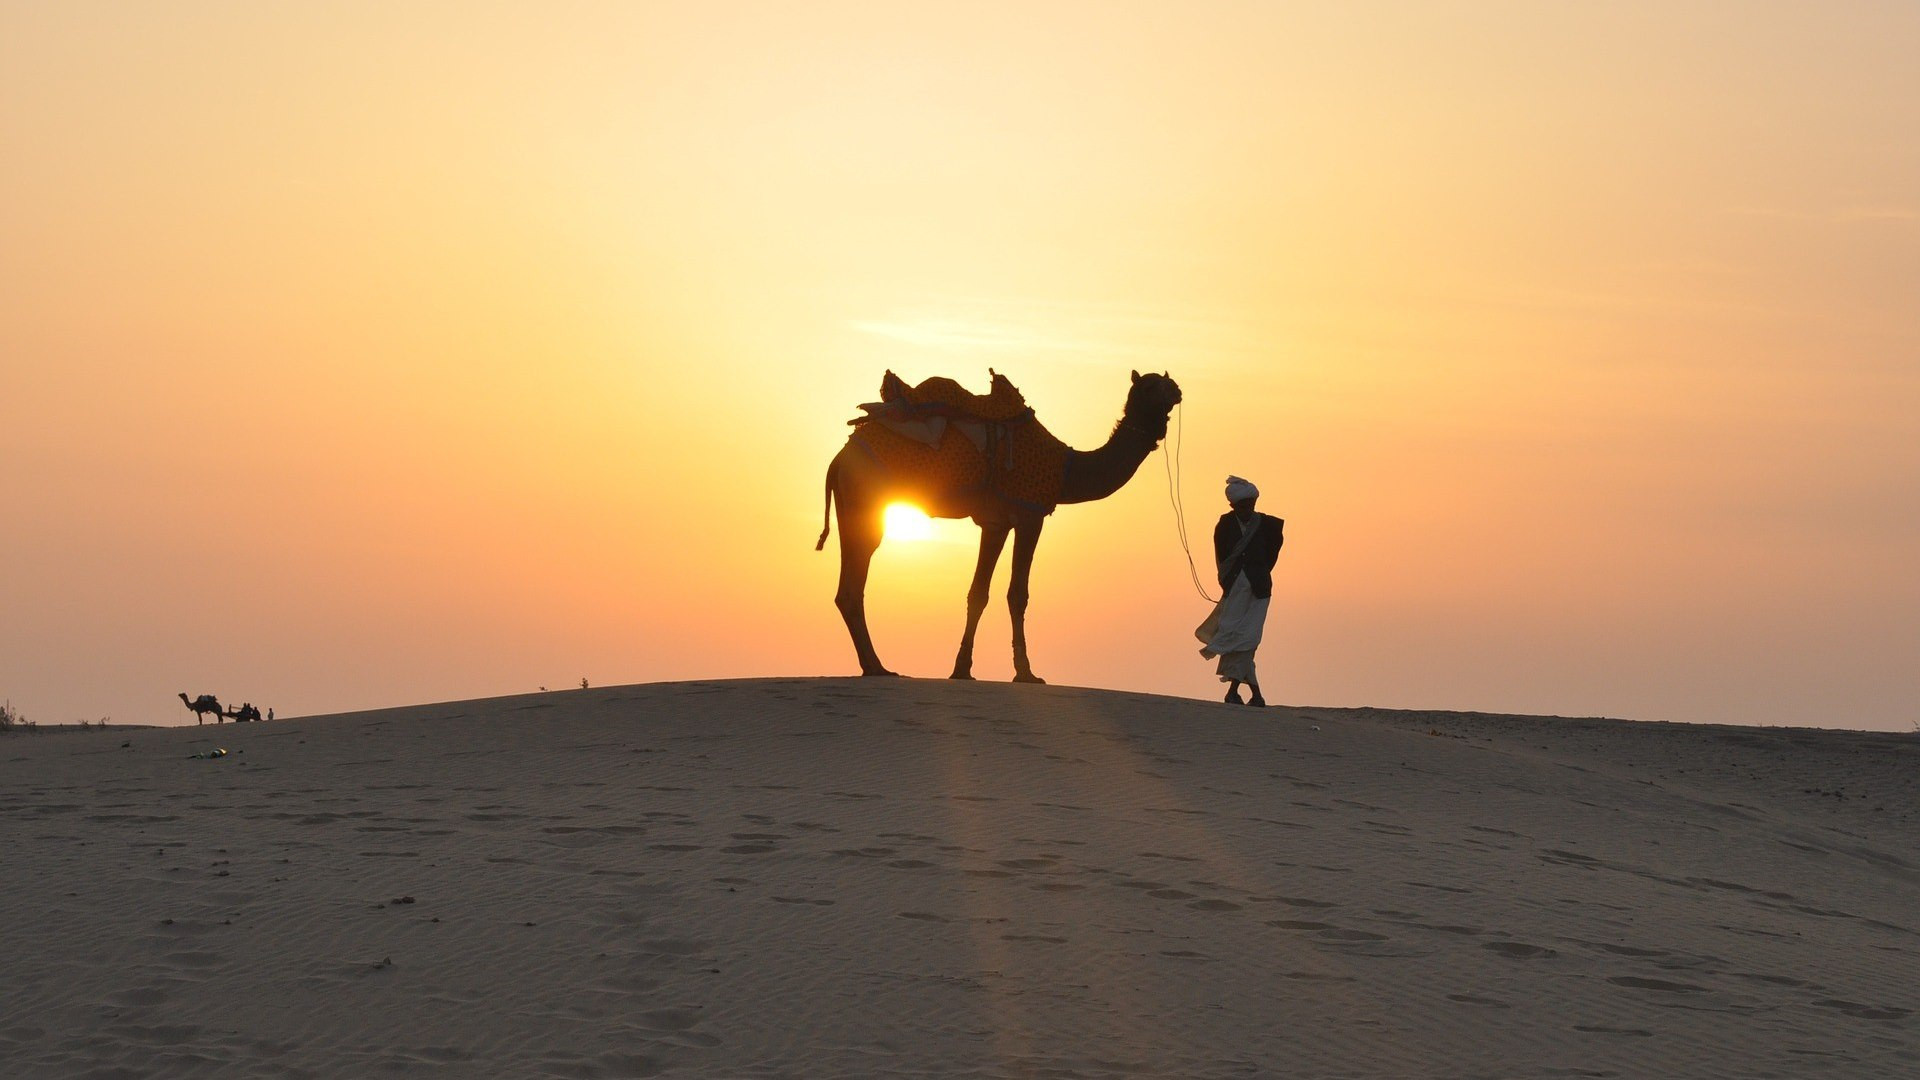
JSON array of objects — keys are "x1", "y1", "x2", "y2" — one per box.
[{"x1": 847, "y1": 371, "x2": 1069, "y2": 513}]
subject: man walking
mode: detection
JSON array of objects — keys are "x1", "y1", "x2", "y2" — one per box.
[{"x1": 1198, "y1": 475, "x2": 1284, "y2": 705}]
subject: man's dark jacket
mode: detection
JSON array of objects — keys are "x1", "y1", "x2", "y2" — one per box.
[{"x1": 1214, "y1": 512, "x2": 1284, "y2": 599}]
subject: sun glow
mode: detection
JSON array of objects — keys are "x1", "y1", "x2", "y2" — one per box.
[{"x1": 883, "y1": 503, "x2": 935, "y2": 542}]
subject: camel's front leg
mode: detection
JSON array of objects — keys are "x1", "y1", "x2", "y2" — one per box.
[
  {"x1": 1007, "y1": 516, "x2": 1045, "y2": 684},
  {"x1": 951, "y1": 522, "x2": 1010, "y2": 679},
  {"x1": 833, "y1": 503, "x2": 896, "y2": 677}
]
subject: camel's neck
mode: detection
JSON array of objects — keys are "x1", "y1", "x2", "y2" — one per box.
[{"x1": 1059, "y1": 419, "x2": 1162, "y2": 505}]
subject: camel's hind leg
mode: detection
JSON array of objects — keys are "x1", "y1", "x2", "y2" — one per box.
[
  {"x1": 1008, "y1": 515, "x2": 1046, "y2": 684},
  {"x1": 833, "y1": 493, "x2": 896, "y2": 677},
  {"x1": 950, "y1": 521, "x2": 1010, "y2": 680}
]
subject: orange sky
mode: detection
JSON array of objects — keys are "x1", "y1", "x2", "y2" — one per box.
[{"x1": 3, "y1": 3, "x2": 1916, "y2": 730}]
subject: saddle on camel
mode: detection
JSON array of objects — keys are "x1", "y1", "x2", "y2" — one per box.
[{"x1": 833, "y1": 369, "x2": 1071, "y2": 521}]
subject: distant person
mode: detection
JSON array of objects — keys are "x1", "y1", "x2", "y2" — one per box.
[{"x1": 1197, "y1": 475, "x2": 1284, "y2": 706}]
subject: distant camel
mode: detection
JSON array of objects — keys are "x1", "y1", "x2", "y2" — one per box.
[
  {"x1": 179, "y1": 693, "x2": 223, "y2": 725},
  {"x1": 819, "y1": 369, "x2": 1182, "y2": 681}
]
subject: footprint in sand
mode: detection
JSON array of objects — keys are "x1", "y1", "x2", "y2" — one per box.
[
  {"x1": 636, "y1": 939, "x2": 706, "y2": 957},
  {"x1": 163, "y1": 951, "x2": 226, "y2": 969},
  {"x1": 1608, "y1": 976, "x2": 1707, "y2": 994},
  {"x1": 594, "y1": 973, "x2": 662, "y2": 994},
  {"x1": 542, "y1": 1051, "x2": 655, "y2": 1077},
  {"x1": 1593, "y1": 943, "x2": 1668, "y2": 958},
  {"x1": 1732, "y1": 972, "x2": 1820, "y2": 989},
  {"x1": 1482, "y1": 941, "x2": 1556, "y2": 959},
  {"x1": 1808, "y1": 999, "x2": 1910, "y2": 1021},
  {"x1": 105, "y1": 1023, "x2": 203, "y2": 1047},
  {"x1": 593, "y1": 1052, "x2": 664, "y2": 1076}
]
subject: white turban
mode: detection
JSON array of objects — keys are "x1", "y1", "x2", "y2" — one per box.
[{"x1": 1225, "y1": 475, "x2": 1259, "y2": 503}]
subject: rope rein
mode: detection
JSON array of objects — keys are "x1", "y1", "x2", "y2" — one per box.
[{"x1": 1163, "y1": 402, "x2": 1217, "y2": 604}]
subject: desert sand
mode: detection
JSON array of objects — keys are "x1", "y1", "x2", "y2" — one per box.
[{"x1": 2, "y1": 679, "x2": 1915, "y2": 1078}]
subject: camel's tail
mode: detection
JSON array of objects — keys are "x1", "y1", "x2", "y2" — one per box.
[{"x1": 815, "y1": 457, "x2": 837, "y2": 551}]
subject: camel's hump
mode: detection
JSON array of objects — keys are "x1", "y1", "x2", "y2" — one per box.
[{"x1": 875, "y1": 370, "x2": 1030, "y2": 422}]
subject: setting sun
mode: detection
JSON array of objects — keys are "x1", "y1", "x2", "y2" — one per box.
[{"x1": 882, "y1": 503, "x2": 934, "y2": 542}]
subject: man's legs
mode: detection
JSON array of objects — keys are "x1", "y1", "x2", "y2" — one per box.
[{"x1": 1224, "y1": 680, "x2": 1244, "y2": 705}]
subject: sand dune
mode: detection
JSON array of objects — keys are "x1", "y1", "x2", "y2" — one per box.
[{"x1": 2, "y1": 679, "x2": 1915, "y2": 1078}]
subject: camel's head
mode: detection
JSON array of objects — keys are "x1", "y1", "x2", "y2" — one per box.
[{"x1": 1124, "y1": 370, "x2": 1182, "y2": 439}]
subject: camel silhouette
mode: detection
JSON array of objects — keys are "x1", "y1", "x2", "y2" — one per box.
[
  {"x1": 819, "y1": 369, "x2": 1181, "y2": 681},
  {"x1": 178, "y1": 693, "x2": 223, "y2": 725}
]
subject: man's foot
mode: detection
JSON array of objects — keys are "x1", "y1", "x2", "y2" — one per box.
[
  {"x1": 1225, "y1": 690, "x2": 1244, "y2": 705},
  {"x1": 1012, "y1": 672, "x2": 1046, "y2": 685},
  {"x1": 1248, "y1": 695, "x2": 1267, "y2": 707}
]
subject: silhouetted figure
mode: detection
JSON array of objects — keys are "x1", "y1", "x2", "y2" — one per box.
[
  {"x1": 1198, "y1": 476, "x2": 1284, "y2": 706},
  {"x1": 267, "y1": 707, "x2": 274, "y2": 722},
  {"x1": 178, "y1": 692, "x2": 224, "y2": 725},
  {"x1": 226, "y1": 702, "x2": 262, "y2": 723},
  {"x1": 819, "y1": 369, "x2": 1182, "y2": 681}
]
